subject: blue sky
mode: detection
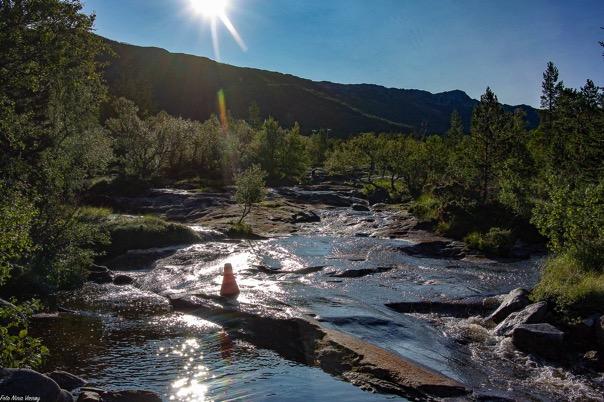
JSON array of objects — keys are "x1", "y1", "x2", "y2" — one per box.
[{"x1": 83, "y1": 0, "x2": 603, "y2": 107}]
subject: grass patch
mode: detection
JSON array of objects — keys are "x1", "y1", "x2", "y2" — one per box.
[
  {"x1": 362, "y1": 178, "x2": 406, "y2": 202},
  {"x1": 532, "y1": 253, "x2": 604, "y2": 320},
  {"x1": 226, "y1": 221, "x2": 254, "y2": 238},
  {"x1": 464, "y1": 227, "x2": 514, "y2": 256},
  {"x1": 102, "y1": 215, "x2": 200, "y2": 258},
  {"x1": 409, "y1": 193, "x2": 440, "y2": 222},
  {"x1": 76, "y1": 206, "x2": 113, "y2": 222}
]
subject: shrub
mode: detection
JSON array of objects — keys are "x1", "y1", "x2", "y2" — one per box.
[
  {"x1": 410, "y1": 193, "x2": 440, "y2": 222},
  {"x1": 464, "y1": 227, "x2": 514, "y2": 256},
  {"x1": 0, "y1": 300, "x2": 48, "y2": 368},
  {"x1": 532, "y1": 253, "x2": 604, "y2": 319}
]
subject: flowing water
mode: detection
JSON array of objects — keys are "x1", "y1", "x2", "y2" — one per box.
[{"x1": 34, "y1": 197, "x2": 604, "y2": 401}]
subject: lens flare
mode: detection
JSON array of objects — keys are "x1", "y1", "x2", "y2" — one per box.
[
  {"x1": 190, "y1": 0, "x2": 228, "y2": 18},
  {"x1": 187, "y1": 0, "x2": 246, "y2": 61}
]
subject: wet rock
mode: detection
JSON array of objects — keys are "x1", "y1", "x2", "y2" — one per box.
[
  {"x1": 88, "y1": 265, "x2": 113, "y2": 284},
  {"x1": 387, "y1": 296, "x2": 501, "y2": 318},
  {"x1": 0, "y1": 368, "x2": 73, "y2": 402},
  {"x1": 291, "y1": 210, "x2": 321, "y2": 223},
  {"x1": 292, "y1": 265, "x2": 327, "y2": 275},
  {"x1": 351, "y1": 203, "x2": 370, "y2": 212},
  {"x1": 494, "y1": 302, "x2": 548, "y2": 336},
  {"x1": 512, "y1": 323, "x2": 564, "y2": 360},
  {"x1": 77, "y1": 391, "x2": 101, "y2": 402},
  {"x1": 277, "y1": 187, "x2": 358, "y2": 207},
  {"x1": 57, "y1": 306, "x2": 78, "y2": 314},
  {"x1": 45, "y1": 370, "x2": 86, "y2": 391},
  {"x1": 473, "y1": 389, "x2": 518, "y2": 401},
  {"x1": 113, "y1": 274, "x2": 134, "y2": 285},
  {"x1": 254, "y1": 264, "x2": 327, "y2": 276},
  {"x1": 169, "y1": 296, "x2": 468, "y2": 399},
  {"x1": 31, "y1": 312, "x2": 61, "y2": 320},
  {"x1": 89, "y1": 264, "x2": 109, "y2": 273},
  {"x1": 583, "y1": 350, "x2": 604, "y2": 371},
  {"x1": 100, "y1": 390, "x2": 162, "y2": 402},
  {"x1": 88, "y1": 271, "x2": 113, "y2": 283},
  {"x1": 168, "y1": 294, "x2": 206, "y2": 311},
  {"x1": 68, "y1": 282, "x2": 171, "y2": 316},
  {"x1": 399, "y1": 240, "x2": 466, "y2": 259},
  {"x1": 486, "y1": 288, "x2": 530, "y2": 323},
  {"x1": 329, "y1": 266, "x2": 393, "y2": 278}
]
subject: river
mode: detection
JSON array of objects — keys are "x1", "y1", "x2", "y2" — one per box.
[{"x1": 33, "y1": 188, "x2": 604, "y2": 401}]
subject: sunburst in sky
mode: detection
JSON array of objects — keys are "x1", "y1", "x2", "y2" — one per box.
[{"x1": 187, "y1": 0, "x2": 247, "y2": 61}]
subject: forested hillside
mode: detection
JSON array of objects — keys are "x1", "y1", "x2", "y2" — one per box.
[{"x1": 102, "y1": 38, "x2": 539, "y2": 136}]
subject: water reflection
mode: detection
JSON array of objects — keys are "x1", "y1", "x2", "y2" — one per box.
[{"x1": 169, "y1": 338, "x2": 210, "y2": 401}]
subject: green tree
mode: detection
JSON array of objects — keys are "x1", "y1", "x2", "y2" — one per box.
[
  {"x1": 0, "y1": 300, "x2": 48, "y2": 368},
  {"x1": 0, "y1": 185, "x2": 35, "y2": 286},
  {"x1": 541, "y1": 62, "x2": 563, "y2": 114},
  {"x1": 235, "y1": 165, "x2": 266, "y2": 224},
  {"x1": 279, "y1": 123, "x2": 309, "y2": 182},
  {"x1": 0, "y1": 0, "x2": 112, "y2": 289},
  {"x1": 446, "y1": 110, "x2": 464, "y2": 144},
  {"x1": 469, "y1": 87, "x2": 508, "y2": 204}
]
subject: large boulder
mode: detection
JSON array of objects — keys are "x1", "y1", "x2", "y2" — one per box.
[
  {"x1": 486, "y1": 288, "x2": 530, "y2": 323},
  {"x1": 45, "y1": 370, "x2": 86, "y2": 391},
  {"x1": 512, "y1": 323, "x2": 564, "y2": 360},
  {"x1": 0, "y1": 368, "x2": 73, "y2": 402},
  {"x1": 494, "y1": 302, "x2": 548, "y2": 336}
]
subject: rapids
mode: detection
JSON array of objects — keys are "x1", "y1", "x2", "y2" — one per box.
[{"x1": 33, "y1": 188, "x2": 604, "y2": 401}]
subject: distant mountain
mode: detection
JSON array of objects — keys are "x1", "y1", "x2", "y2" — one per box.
[{"x1": 101, "y1": 38, "x2": 540, "y2": 137}]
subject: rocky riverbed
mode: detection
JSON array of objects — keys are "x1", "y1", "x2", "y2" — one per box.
[{"x1": 19, "y1": 183, "x2": 604, "y2": 401}]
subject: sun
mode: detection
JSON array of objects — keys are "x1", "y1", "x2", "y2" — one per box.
[
  {"x1": 190, "y1": 0, "x2": 228, "y2": 18},
  {"x1": 186, "y1": 0, "x2": 246, "y2": 62}
]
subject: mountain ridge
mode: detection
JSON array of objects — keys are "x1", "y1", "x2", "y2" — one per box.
[{"x1": 101, "y1": 37, "x2": 540, "y2": 136}]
